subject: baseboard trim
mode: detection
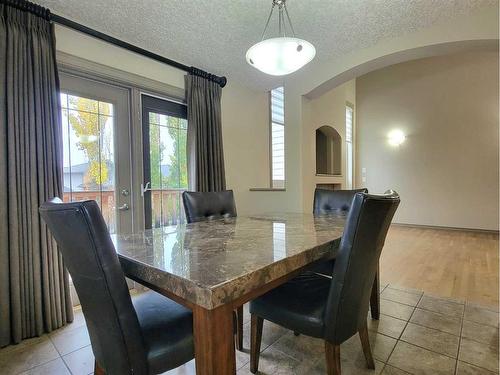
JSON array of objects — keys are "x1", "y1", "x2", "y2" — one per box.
[{"x1": 392, "y1": 222, "x2": 499, "y2": 234}]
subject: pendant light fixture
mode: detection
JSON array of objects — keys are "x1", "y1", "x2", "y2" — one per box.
[{"x1": 246, "y1": 0, "x2": 316, "y2": 76}]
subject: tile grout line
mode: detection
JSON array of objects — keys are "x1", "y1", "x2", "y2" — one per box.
[
  {"x1": 48, "y1": 331, "x2": 92, "y2": 375},
  {"x1": 383, "y1": 287, "x2": 423, "y2": 375},
  {"x1": 453, "y1": 298, "x2": 466, "y2": 375}
]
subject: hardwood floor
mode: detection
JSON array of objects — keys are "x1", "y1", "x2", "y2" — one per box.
[{"x1": 380, "y1": 225, "x2": 499, "y2": 308}]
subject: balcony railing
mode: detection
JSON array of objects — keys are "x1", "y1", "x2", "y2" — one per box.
[
  {"x1": 150, "y1": 188, "x2": 186, "y2": 227},
  {"x1": 62, "y1": 188, "x2": 186, "y2": 232}
]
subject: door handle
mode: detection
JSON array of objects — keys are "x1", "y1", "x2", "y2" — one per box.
[
  {"x1": 141, "y1": 182, "x2": 151, "y2": 197},
  {"x1": 118, "y1": 203, "x2": 130, "y2": 211}
]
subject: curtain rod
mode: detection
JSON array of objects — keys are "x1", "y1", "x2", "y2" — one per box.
[
  {"x1": 2, "y1": 0, "x2": 227, "y2": 87},
  {"x1": 50, "y1": 14, "x2": 227, "y2": 88}
]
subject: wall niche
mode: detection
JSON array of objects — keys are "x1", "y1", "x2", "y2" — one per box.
[{"x1": 316, "y1": 125, "x2": 341, "y2": 175}]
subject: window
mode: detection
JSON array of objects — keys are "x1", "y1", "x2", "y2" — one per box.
[
  {"x1": 345, "y1": 104, "x2": 354, "y2": 189},
  {"x1": 61, "y1": 92, "x2": 117, "y2": 233},
  {"x1": 270, "y1": 86, "x2": 285, "y2": 188}
]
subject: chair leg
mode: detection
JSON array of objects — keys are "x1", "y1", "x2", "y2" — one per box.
[
  {"x1": 359, "y1": 323, "x2": 375, "y2": 369},
  {"x1": 94, "y1": 360, "x2": 105, "y2": 375},
  {"x1": 235, "y1": 306, "x2": 244, "y2": 351},
  {"x1": 325, "y1": 341, "x2": 341, "y2": 375},
  {"x1": 370, "y1": 265, "x2": 380, "y2": 320},
  {"x1": 250, "y1": 314, "x2": 264, "y2": 374}
]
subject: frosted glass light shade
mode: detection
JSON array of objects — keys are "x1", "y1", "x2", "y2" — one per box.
[{"x1": 246, "y1": 37, "x2": 316, "y2": 76}]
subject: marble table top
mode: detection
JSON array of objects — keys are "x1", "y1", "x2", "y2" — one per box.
[{"x1": 113, "y1": 212, "x2": 346, "y2": 309}]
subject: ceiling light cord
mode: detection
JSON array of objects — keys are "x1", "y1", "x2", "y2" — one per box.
[
  {"x1": 283, "y1": 5, "x2": 296, "y2": 37},
  {"x1": 260, "y1": 0, "x2": 296, "y2": 41},
  {"x1": 260, "y1": 3, "x2": 276, "y2": 40}
]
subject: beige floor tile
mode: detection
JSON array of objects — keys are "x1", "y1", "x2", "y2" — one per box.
[
  {"x1": 49, "y1": 324, "x2": 91, "y2": 356},
  {"x1": 410, "y1": 308, "x2": 462, "y2": 336},
  {"x1": 341, "y1": 332, "x2": 397, "y2": 363},
  {"x1": 62, "y1": 345, "x2": 94, "y2": 375},
  {"x1": 0, "y1": 336, "x2": 60, "y2": 374},
  {"x1": 239, "y1": 346, "x2": 301, "y2": 375},
  {"x1": 381, "y1": 288, "x2": 422, "y2": 306},
  {"x1": 418, "y1": 295, "x2": 465, "y2": 319},
  {"x1": 456, "y1": 361, "x2": 498, "y2": 375},
  {"x1": 400, "y1": 322, "x2": 459, "y2": 358},
  {"x1": 464, "y1": 305, "x2": 500, "y2": 328},
  {"x1": 312, "y1": 355, "x2": 385, "y2": 375},
  {"x1": 462, "y1": 320, "x2": 499, "y2": 347},
  {"x1": 18, "y1": 357, "x2": 71, "y2": 375},
  {"x1": 381, "y1": 365, "x2": 412, "y2": 374},
  {"x1": 242, "y1": 320, "x2": 288, "y2": 351},
  {"x1": 367, "y1": 314, "x2": 407, "y2": 339},
  {"x1": 388, "y1": 341, "x2": 456, "y2": 375},
  {"x1": 381, "y1": 299, "x2": 415, "y2": 321},
  {"x1": 270, "y1": 331, "x2": 324, "y2": 363},
  {"x1": 459, "y1": 337, "x2": 499, "y2": 373}
]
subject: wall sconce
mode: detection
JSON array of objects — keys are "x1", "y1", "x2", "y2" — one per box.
[{"x1": 387, "y1": 129, "x2": 406, "y2": 147}]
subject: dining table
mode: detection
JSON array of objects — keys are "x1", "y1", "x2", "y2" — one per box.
[{"x1": 112, "y1": 212, "x2": 380, "y2": 375}]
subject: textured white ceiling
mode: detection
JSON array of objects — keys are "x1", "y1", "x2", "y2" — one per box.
[{"x1": 37, "y1": 0, "x2": 495, "y2": 90}]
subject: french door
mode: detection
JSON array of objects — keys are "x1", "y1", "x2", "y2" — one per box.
[
  {"x1": 59, "y1": 73, "x2": 133, "y2": 234},
  {"x1": 141, "y1": 95, "x2": 188, "y2": 229}
]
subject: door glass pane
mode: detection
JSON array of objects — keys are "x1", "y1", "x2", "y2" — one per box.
[
  {"x1": 61, "y1": 92, "x2": 117, "y2": 233},
  {"x1": 148, "y1": 112, "x2": 188, "y2": 227}
]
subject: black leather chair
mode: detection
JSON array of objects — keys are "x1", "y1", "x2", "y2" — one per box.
[
  {"x1": 249, "y1": 191, "x2": 400, "y2": 375},
  {"x1": 39, "y1": 199, "x2": 194, "y2": 375},
  {"x1": 181, "y1": 190, "x2": 244, "y2": 350},
  {"x1": 182, "y1": 190, "x2": 237, "y2": 223},
  {"x1": 310, "y1": 188, "x2": 368, "y2": 276},
  {"x1": 313, "y1": 188, "x2": 368, "y2": 214}
]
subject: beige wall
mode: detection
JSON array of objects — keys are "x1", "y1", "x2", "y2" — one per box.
[
  {"x1": 221, "y1": 83, "x2": 271, "y2": 213},
  {"x1": 356, "y1": 50, "x2": 499, "y2": 230},
  {"x1": 301, "y1": 80, "x2": 356, "y2": 212}
]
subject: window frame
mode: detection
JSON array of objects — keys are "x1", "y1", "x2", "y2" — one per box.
[{"x1": 141, "y1": 94, "x2": 188, "y2": 229}]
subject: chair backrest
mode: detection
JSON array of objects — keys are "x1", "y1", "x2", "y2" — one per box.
[
  {"x1": 324, "y1": 191, "x2": 400, "y2": 344},
  {"x1": 182, "y1": 190, "x2": 237, "y2": 223},
  {"x1": 39, "y1": 199, "x2": 148, "y2": 375},
  {"x1": 313, "y1": 188, "x2": 368, "y2": 214}
]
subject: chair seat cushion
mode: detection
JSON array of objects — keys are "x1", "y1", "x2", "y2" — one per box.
[
  {"x1": 250, "y1": 272, "x2": 331, "y2": 338},
  {"x1": 132, "y1": 291, "x2": 194, "y2": 374}
]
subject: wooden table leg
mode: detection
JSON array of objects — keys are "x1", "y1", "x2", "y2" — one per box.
[
  {"x1": 370, "y1": 264, "x2": 380, "y2": 320},
  {"x1": 193, "y1": 304, "x2": 236, "y2": 375},
  {"x1": 235, "y1": 306, "x2": 244, "y2": 351}
]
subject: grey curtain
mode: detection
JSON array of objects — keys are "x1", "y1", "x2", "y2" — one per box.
[
  {"x1": 185, "y1": 73, "x2": 226, "y2": 192},
  {"x1": 0, "y1": 1, "x2": 73, "y2": 347}
]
